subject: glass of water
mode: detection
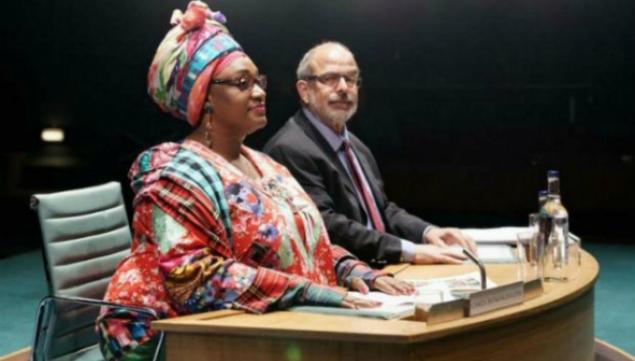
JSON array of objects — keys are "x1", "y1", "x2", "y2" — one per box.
[{"x1": 517, "y1": 230, "x2": 540, "y2": 281}]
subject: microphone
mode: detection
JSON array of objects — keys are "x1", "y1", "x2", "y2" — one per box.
[{"x1": 462, "y1": 248, "x2": 487, "y2": 290}]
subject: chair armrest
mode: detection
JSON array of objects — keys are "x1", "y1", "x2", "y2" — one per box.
[
  {"x1": 31, "y1": 295, "x2": 164, "y2": 361},
  {"x1": 42, "y1": 295, "x2": 160, "y2": 319}
]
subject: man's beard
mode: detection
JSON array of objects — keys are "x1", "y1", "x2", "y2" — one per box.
[{"x1": 309, "y1": 92, "x2": 358, "y2": 132}]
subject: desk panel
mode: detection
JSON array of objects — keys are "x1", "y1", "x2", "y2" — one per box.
[{"x1": 155, "y1": 251, "x2": 599, "y2": 361}]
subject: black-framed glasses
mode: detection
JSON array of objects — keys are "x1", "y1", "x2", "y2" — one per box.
[
  {"x1": 302, "y1": 73, "x2": 362, "y2": 88},
  {"x1": 211, "y1": 74, "x2": 267, "y2": 92}
]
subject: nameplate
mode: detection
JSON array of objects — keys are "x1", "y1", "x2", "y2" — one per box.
[
  {"x1": 523, "y1": 278, "x2": 544, "y2": 301},
  {"x1": 414, "y1": 299, "x2": 466, "y2": 325},
  {"x1": 467, "y1": 281, "x2": 524, "y2": 316}
]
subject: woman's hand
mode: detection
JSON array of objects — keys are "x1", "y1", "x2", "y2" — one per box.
[
  {"x1": 340, "y1": 292, "x2": 381, "y2": 309},
  {"x1": 372, "y1": 276, "x2": 415, "y2": 295},
  {"x1": 349, "y1": 276, "x2": 415, "y2": 296}
]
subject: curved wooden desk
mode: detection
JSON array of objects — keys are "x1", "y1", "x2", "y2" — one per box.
[{"x1": 154, "y1": 250, "x2": 599, "y2": 361}]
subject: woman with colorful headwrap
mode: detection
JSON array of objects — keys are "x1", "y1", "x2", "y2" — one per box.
[{"x1": 98, "y1": 2, "x2": 414, "y2": 359}]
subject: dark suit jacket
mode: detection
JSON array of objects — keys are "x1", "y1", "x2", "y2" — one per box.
[{"x1": 264, "y1": 110, "x2": 431, "y2": 267}]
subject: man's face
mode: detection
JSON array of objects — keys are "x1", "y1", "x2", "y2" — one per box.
[{"x1": 298, "y1": 45, "x2": 360, "y2": 133}]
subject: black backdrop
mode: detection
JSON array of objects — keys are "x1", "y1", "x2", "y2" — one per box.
[{"x1": 2, "y1": 0, "x2": 633, "y2": 255}]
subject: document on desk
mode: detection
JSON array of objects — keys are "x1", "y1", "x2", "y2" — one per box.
[
  {"x1": 460, "y1": 226, "x2": 581, "y2": 260},
  {"x1": 461, "y1": 226, "x2": 530, "y2": 244},
  {"x1": 291, "y1": 272, "x2": 496, "y2": 320},
  {"x1": 462, "y1": 226, "x2": 581, "y2": 243},
  {"x1": 450, "y1": 244, "x2": 518, "y2": 264}
]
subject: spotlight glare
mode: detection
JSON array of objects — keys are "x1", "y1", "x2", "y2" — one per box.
[{"x1": 41, "y1": 128, "x2": 65, "y2": 143}]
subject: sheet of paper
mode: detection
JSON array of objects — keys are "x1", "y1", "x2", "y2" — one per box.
[
  {"x1": 448, "y1": 244, "x2": 518, "y2": 264},
  {"x1": 353, "y1": 271, "x2": 498, "y2": 303},
  {"x1": 406, "y1": 271, "x2": 497, "y2": 301},
  {"x1": 475, "y1": 244, "x2": 518, "y2": 263},
  {"x1": 291, "y1": 272, "x2": 498, "y2": 319},
  {"x1": 461, "y1": 226, "x2": 529, "y2": 244},
  {"x1": 348, "y1": 289, "x2": 445, "y2": 306},
  {"x1": 461, "y1": 226, "x2": 581, "y2": 245},
  {"x1": 290, "y1": 303, "x2": 415, "y2": 320}
]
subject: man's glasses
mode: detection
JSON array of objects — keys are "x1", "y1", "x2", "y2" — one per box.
[
  {"x1": 211, "y1": 74, "x2": 267, "y2": 92},
  {"x1": 302, "y1": 73, "x2": 362, "y2": 88}
]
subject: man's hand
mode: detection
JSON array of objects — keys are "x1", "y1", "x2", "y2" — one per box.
[
  {"x1": 412, "y1": 244, "x2": 467, "y2": 265},
  {"x1": 424, "y1": 227, "x2": 477, "y2": 254}
]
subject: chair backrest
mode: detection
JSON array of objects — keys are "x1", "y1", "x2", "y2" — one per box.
[{"x1": 31, "y1": 181, "x2": 131, "y2": 359}]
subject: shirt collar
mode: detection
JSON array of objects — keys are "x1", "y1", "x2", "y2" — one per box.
[{"x1": 302, "y1": 107, "x2": 349, "y2": 152}]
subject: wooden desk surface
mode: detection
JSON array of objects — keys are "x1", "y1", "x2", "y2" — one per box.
[{"x1": 154, "y1": 250, "x2": 598, "y2": 345}]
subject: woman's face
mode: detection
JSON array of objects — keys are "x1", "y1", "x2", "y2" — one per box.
[{"x1": 207, "y1": 56, "x2": 267, "y2": 136}]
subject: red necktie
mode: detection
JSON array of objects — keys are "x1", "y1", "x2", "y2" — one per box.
[{"x1": 342, "y1": 140, "x2": 385, "y2": 233}]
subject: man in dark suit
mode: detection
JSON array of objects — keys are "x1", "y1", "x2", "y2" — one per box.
[{"x1": 264, "y1": 42, "x2": 476, "y2": 267}]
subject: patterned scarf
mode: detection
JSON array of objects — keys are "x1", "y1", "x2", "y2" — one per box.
[{"x1": 147, "y1": 1, "x2": 245, "y2": 127}]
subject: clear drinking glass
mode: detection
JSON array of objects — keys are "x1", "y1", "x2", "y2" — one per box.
[
  {"x1": 529, "y1": 213, "x2": 540, "y2": 233},
  {"x1": 566, "y1": 234, "x2": 582, "y2": 281},
  {"x1": 513, "y1": 212, "x2": 543, "y2": 282},
  {"x1": 516, "y1": 230, "x2": 539, "y2": 281},
  {"x1": 528, "y1": 213, "x2": 540, "y2": 265}
]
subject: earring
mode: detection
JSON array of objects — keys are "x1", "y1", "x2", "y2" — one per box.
[
  {"x1": 202, "y1": 102, "x2": 214, "y2": 147},
  {"x1": 203, "y1": 102, "x2": 213, "y2": 114},
  {"x1": 204, "y1": 118, "x2": 213, "y2": 148}
]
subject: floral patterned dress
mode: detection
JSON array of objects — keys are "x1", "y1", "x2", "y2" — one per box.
[{"x1": 98, "y1": 140, "x2": 386, "y2": 360}]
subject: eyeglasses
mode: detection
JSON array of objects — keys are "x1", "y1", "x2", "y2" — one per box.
[
  {"x1": 211, "y1": 74, "x2": 267, "y2": 92},
  {"x1": 302, "y1": 73, "x2": 362, "y2": 88}
]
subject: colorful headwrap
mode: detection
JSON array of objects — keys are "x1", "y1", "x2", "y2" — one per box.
[{"x1": 147, "y1": 1, "x2": 245, "y2": 127}]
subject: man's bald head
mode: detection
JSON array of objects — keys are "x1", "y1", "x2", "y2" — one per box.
[
  {"x1": 296, "y1": 42, "x2": 358, "y2": 80},
  {"x1": 296, "y1": 42, "x2": 360, "y2": 133}
]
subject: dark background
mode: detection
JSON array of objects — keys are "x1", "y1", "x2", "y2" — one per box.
[{"x1": 2, "y1": 0, "x2": 633, "y2": 257}]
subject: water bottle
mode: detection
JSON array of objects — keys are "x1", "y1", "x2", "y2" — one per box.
[
  {"x1": 538, "y1": 190, "x2": 548, "y2": 208},
  {"x1": 539, "y1": 170, "x2": 570, "y2": 282}
]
